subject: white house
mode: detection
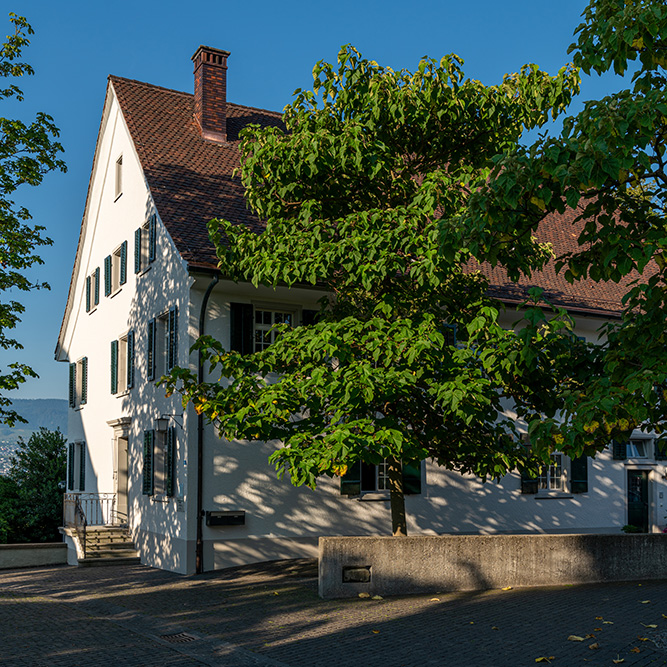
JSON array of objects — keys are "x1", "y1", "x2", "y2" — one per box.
[{"x1": 55, "y1": 46, "x2": 667, "y2": 575}]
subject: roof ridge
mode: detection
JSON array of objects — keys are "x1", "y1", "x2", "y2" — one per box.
[
  {"x1": 109, "y1": 75, "x2": 283, "y2": 118},
  {"x1": 108, "y1": 74, "x2": 193, "y2": 98}
]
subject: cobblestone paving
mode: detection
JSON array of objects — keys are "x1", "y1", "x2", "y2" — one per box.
[{"x1": 1, "y1": 561, "x2": 667, "y2": 666}]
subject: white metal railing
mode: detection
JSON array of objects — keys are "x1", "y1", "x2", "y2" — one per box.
[{"x1": 63, "y1": 493, "x2": 117, "y2": 527}]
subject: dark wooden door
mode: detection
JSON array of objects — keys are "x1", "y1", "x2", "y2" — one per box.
[{"x1": 627, "y1": 470, "x2": 649, "y2": 532}]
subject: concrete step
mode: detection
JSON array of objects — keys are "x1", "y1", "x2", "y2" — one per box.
[
  {"x1": 85, "y1": 541, "x2": 136, "y2": 552},
  {"x1": 78, "y1": 555, "x2": 141, "y2": 567},
  {"x1": 84, "y1": 548, "x2": 140, "y2": 559}
]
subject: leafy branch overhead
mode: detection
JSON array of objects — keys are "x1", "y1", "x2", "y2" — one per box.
[
  {"x1": 0, "y1": 13, "x2": 66, "y2": 425},
  {"x1": 164, "y1": 40, "x2": 608, "y2": 536}
]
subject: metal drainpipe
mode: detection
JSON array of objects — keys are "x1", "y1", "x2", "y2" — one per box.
[{"x1": 196, "y1": 273, "x2": 219, "y2": 574}]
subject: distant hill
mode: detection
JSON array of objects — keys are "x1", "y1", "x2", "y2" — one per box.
[
  {"x1": 0, "y1": 399, "x2": 68, "y2": 442},
  {"x1": 0, "y1": 399, "x2": 68, "y2": 475}
]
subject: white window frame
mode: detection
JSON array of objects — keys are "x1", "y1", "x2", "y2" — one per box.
[
  {"x1": 254, "y1": 308, "x2": 293, "y2": 352},
  {"x1": 627, "y1": 439, "x2": 650, "y2": 459},
  {"x1": 538, "y1": 453, "x2": 565, "y2": 493}
]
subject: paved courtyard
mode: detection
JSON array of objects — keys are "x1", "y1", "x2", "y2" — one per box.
[{"x1": 1, "y1": 560, "x2": 667, "y2": 666}]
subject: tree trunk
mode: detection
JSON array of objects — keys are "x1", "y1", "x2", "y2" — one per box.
[{"x1": 387, "y1": 457, "x2": 407, "y2": 536}]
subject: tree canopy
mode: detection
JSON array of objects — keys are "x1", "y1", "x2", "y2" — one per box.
[
  {"x1": 0, "y1": 427, "x2": 67, "y2": 543},
  {"x1": 462, "y1": 0, "x2": 667, "y2": 454},
  {"x1": 165, "y1": 44, "x2": 599, "y2": 535},
  {"x1": 0, "y1": 14, "x2": 66, "y2": 425}
]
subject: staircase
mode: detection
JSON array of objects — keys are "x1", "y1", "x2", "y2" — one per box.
[{"x1": 76, "y1": 526, "x2": 140, "y2": 566}]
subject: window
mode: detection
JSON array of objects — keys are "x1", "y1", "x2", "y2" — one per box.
[
  {"x1": 520, "y1": 454, "x2": 588, "y2": 494},
  {"x1": 134, "y1": 214, "x2": 157, "y2": 273},
  {"x1": 613, "y1": 438, "x2": 658, "y2": 460},
  {"x1": 115, "y1": 155, "x2": 122, "y2": 199},
  {"x1": 142, "y1": 427, "x2": 176, "y2": 497},
  {"x1": 341, "y1": 460, "x2": 422, "y2": 496},
  {"x1": 229, "y1": 303, "x2": 296, "y2": 354},
  {"x1": 68, "y1": 357, "x2": 88, "y2": 408},
  {"x1": 147, "y1": 307, "x2": 177, "y2": 381},
  {"x1": 538, "y1": 454, "x2": 564, "y2": 492},
  {"x1": 105, "y1": 241, "x2": 127, "y2": 296},
  {"x1": 111, "y1": 330, "x2": 134, "y2": 394},
  {"x1": 67, "y1": 441, "x2": 86, "y2": 491},
  {"x1": 85, "y1": 268, "x2": 100, "y2": 313},
  {"x1": 254, "y1": 309, "x2": 292, "y2": 352}
]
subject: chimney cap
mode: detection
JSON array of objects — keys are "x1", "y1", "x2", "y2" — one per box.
[{"x1": 192, "y1": 45, "x2": 231, "y2": 66}]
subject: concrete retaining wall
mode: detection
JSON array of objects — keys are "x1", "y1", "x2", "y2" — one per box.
[
  {"x1": 319, "y1": 534, "x2": 667, "y2": 598},
  {"x1": 0, "y1": 543, "x2": 67, "y2": 570}
]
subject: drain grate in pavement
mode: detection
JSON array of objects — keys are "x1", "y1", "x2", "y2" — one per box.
[{"x1": 160, "y1": 632, "x2": 197, "y2": 644}]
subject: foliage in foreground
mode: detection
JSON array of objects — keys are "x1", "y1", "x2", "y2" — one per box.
[
  {"x1": 0, "y1": 427, "x2": 66, "y2": 543},
  {"x1": 0, "y1": 14, "x2": 66, "y2": 425}
]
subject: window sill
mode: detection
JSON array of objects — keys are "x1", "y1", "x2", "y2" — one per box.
[
  {"x1": 534, "y1": 493, "x2": 574, "y2": 500},
  {"x1": 114, "y1": 192, "x2": 122, "y2": 202},
  {"x1": 138, "y1": 265, "x2": 152, "y2": 276},
  {"x1": 110, "y1": 288, "x2": 122, "y2": 299},
  {"x1": 151, "y1": 494, "x2": 174, "y2": 503},
  {"x1": 116, "y1": 390, "x2": 130, "y2": 398},
  {"x1": 356, "y1": 492, "x2": 391, "y2": 502},
  {"x1": 87, "y1": 307, "x2": 97, "y2": 315}
]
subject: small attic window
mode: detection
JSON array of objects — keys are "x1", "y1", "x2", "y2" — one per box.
[{"x1": 115, "y1": 155, "x2": 123, "y2": 200}]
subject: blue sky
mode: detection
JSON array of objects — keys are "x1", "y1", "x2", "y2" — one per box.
[{"x1": 2, "y1": 0, "x2": 628, "y2": 400}]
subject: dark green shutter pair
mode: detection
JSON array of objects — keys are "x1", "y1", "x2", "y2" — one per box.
[
  {"x1": 94, "y1": 268, "x2": 100, "y2": 305},
  {"x1": 340, "y1": 461, "x2": 422, "y2": 495},
  {"x1": 119, "y1": 241, "x2": 127, "y2": 285},
  {"x1": 85, "y1": 276, "x2": 91, "y2": 312},
  {"x1": 165, "y1": 427, "x2": 176, "y2": 497},
  {"x1": 143, "y1": 430, "x2": 154, "y2": 495},
  {"x1": 655, "y1": 441, "x2": 667, "y2": 461},
  {"x1": 520, "y1": 457, "x2": 588, "y2": 494},
  {"x1": 612, "y1": 440, "x2": 627, "y2": 460},
  {"x1": 149, "y1": 214, "x2": 157, "y2": 262},
  {"x1": 301, "y1": 309, "x2": 319, "y2": 326}
]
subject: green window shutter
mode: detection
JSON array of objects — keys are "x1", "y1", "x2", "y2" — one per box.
[
  {"x1": 302, "y1": 309, "x2": 319, "y2": 326},
  {"x1": 655, "y1": 440, "x2": 667, "y2": 461},
  {"x1": 167, "y1": 306, "x2": 178, "y2": 371},
  {"x1": 110, "y1": 340, "x2": 118, "y2": 394},
  {"x1": 149, "y1": 214, "x2": 157, "y2": 262},
  {"x1": 85, "y1": 276, "x2": 91, "y2": 312},
  {"x1": 147, "y1": 318, "x2": 156, "y2": 381},
  {"x1": 570, "y1": 455, "x2": 588, "y2": 493},
  {"x1": 79, "y1": 443, "x2": 86, "y2": 491},
  {"x1": 402, "y1": 461, "x2": 422, "y2": 495},
  {"x1": 230, "y1": 302, "x2": 254, "y2": 354},
  {"x1": 612, "y1": 440, "x2": 627, "y2": 460},
  {"x1": 134, "y1": 228, "x2": 142, "y2": 273},
  {"x1": 120, "y1": 241, "x2": 127, "y2": 285},
  {"x1": 68, "y1": 443, "x2": 75, "y2": 490},
  {"x1": 68, "y1": 363, "x2": 76, "y2": 408},
  {"x1": 142, "y1": 430, "x2": 154, "y2": 495},
  {"x1": 81, "y1": 357, "x2": 88, "y2": 405},
  {"x1": 520, "y1": 470, "x2": 539, "y2": 494},
  {"x1": 165, "y1": 427, "x2": 176, "y2": 497},
  {"x1": 104, "y1": 255, "x2": 112, "y2": 296},
  {"x1": 341, "y1": 461, "x2": 361, "y2": 495},
  {"x1": 94, "y1": 267, "x2": 100, "y2": 305},
  {"x1": 127, "y1": 330, "x2": 135, "y2": 389}
]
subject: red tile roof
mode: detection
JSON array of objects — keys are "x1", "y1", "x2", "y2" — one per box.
[
  {"x1": 111, "y1": 75, "x2": 283, "y2": 270},
  {"x1": 112, "y1": 75, "x2": 627, "y2": 316}
]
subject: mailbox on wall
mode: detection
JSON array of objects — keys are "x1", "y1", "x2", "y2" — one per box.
[{"x1": 205, "y1": 510, "x2": 246, "y2": 526}]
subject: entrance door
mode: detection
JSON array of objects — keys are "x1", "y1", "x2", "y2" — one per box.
[
  {"x1": 627, "y1": 470, "x2": 649, "y2": 532},
  {"x1": 116, "y1": 437, "x2": 129, "y2": 524}
]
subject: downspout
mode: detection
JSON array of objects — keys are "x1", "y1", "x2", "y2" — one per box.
[{"x1": 196, "y1": 273, "x2": 219, "y2": 574}]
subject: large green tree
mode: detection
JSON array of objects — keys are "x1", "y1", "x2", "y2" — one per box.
[
  {"x1": 0, "y1": 427, "x2": 67, "y2": 543},
  {"x1": 0, "y1": 14, "x2": 65, "y2": 425},
  {"x1": 165, "y1": 47, "x2": 598, "y2": 535},
  {"x1": 462, "y1": 0, "x2": 667, "y2": 453}
]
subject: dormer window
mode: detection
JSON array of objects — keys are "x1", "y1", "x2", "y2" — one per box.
[{"x1": 115, "y1": 155, "x2": 123, "y2": 200}]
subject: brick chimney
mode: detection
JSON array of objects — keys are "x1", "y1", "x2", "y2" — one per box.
[{"x1": 192, "y1": 46, "x2": 230, "y2": 143}]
